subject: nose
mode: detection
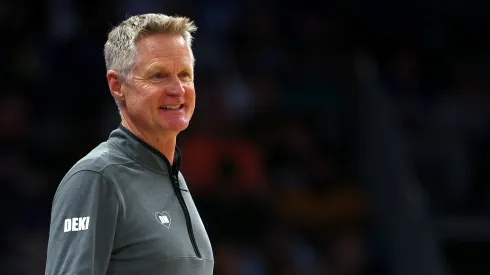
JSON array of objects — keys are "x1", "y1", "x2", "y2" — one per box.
[{"x1": 165, "y1": 76, "x2": 185, "y2": 96}]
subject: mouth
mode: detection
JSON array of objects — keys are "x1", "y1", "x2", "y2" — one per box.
[{"x1": 159, "y1": 104, "x2": 184, "y2": 110}]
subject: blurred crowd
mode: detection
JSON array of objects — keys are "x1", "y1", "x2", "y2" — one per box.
[{"x1": 1, "y1": 0, "x2": 489, "y2": 274}]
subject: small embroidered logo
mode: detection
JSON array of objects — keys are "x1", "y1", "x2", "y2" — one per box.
[{"x1": 155, "y1": 211, "x2": 171, "y2": 229}]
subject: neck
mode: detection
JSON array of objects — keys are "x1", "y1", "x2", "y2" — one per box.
[{"x1": 121, "y1": 116, "x2": 177, "y2": 165}]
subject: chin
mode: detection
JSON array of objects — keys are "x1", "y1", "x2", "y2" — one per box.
[{"x1": 161, "y1": 121, "x2": 190, "y2": 133}]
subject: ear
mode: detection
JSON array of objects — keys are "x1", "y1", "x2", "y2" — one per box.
[{"x1": 107, "y1": 70, "x2": 125, "y2": 102}]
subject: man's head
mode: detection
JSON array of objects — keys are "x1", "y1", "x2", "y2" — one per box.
[{"x1": 105, "y1": 13, "x2": 197, "y2": 136}]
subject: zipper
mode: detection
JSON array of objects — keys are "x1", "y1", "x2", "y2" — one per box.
[
  {"x1": 116, "y1": 126, "x2": 202, "y2": 257},
  {"x1": 171, "y1": 173, "x2": 202, "y2": 258}
]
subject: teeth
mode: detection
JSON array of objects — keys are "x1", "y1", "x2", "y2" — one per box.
[{"x1": 160, "y1": 105, "x2": 181, "y2": 110}]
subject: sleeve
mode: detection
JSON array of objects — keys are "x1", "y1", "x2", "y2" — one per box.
[{"x1": 45, "y1": 170, "x2": 120, "y2": 275}]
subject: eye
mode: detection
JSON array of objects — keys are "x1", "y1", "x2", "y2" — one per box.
[
  {"x1": 151, "y1": 72, "x2": 167, "y2": 80},
  {"x1": 179, "y1": 72, "x2": 193, "y2": 81}
]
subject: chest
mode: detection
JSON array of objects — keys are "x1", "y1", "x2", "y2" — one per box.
[{"x1": 111, "y1": 172, "x2": 213, "y2": 262}]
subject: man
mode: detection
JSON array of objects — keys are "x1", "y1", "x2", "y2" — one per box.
[{"x1": 45, "y1": 13, "x2": 214, "y2": 275}]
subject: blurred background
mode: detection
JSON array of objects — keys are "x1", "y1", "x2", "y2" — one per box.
[{"x1": 1, "y1": 0, "x2": 490, "y2": 274}]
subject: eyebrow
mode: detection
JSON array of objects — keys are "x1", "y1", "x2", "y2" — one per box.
[
  {"x1": 144, "y1": 64, "x2": 165, "y2": 75},
  {"x1": 143, "y1": 64, "x2": 193, "y2": 76}
]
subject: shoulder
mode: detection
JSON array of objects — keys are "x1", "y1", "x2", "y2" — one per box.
[
  {"x1": 61, "y1": 140, "x2": 136, "y2": 182},
  {"x1": 54, "y1": 141, "x2": 131, "y2": 199},
  {"x1": 69, "y1": 141, "x2": 132, "y2": 174}
]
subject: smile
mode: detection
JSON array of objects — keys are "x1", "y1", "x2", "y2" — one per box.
[{"x1": 159, "y1": 104, "x2": 183, "y2": 110}]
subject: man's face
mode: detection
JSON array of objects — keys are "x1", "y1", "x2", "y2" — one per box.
[{"x1": 121, "y1": 33, "x2": 195, "y2": 135}]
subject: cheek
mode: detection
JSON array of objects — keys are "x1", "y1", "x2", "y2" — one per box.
[
  {"x1": 126, "y1": 92, "x2": 141, "y2": 110},
  {"x1": 186, "y1": 89, "x2": 196, "y2": 111},
  {"x1": 126, "y1": 88, "x2": 154, "y2": 114},
  {"x1": 186, "y1": 85, "x2": 196, "y2": 100}
]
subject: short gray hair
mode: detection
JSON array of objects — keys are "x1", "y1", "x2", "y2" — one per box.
[{"x1": 104, "y1": 13, "x2": 198, "y2": 83}]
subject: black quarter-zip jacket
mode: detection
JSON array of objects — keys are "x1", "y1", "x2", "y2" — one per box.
[{"x1": 45, "y1": 125, "x2": 214, "y2": 275}]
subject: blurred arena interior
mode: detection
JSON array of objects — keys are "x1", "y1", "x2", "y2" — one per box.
[{"x1": 1, "y1": 0, "x2": 490, "y2": 274}]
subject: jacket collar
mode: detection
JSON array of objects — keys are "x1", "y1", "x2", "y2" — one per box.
[{"x1": 108, "y1": 124, "x2": 181, "y2": 175}]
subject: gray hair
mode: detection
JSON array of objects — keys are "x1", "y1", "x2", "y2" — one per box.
[{"x1": 104, "y1": 13, "x2": 198, "y2": 83}]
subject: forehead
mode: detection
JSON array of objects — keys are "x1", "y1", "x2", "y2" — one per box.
[{"x1": 135, "y1": 33, "x2": 192, "y2": 65}]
